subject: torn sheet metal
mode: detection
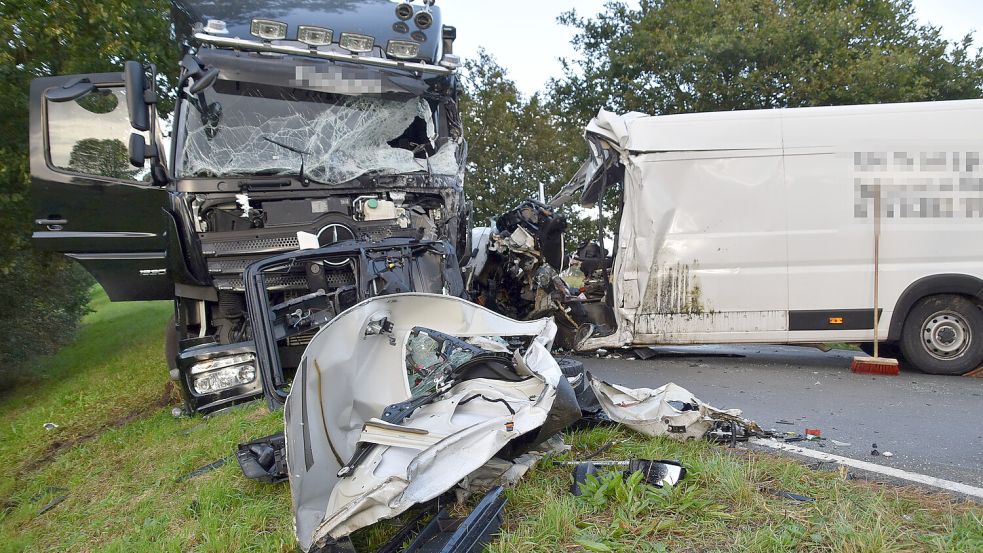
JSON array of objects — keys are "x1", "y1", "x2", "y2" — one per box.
[
  {"x1": 590, "y1": 377, "x2": 757, "y2": 440},
  {"x1": 284, "y1": 293, "x2": 568, "y2": 552}
]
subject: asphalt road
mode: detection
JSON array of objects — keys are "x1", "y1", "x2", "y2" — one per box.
[{"x1": 578, "y1": 345, "x2": 983, "y2": 488}]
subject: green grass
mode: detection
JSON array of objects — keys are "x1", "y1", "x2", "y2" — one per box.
[{"x1": 1, "y1": 291, "x2": 980, "y2": 552}]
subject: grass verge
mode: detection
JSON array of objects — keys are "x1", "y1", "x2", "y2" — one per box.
[{"x1": 1, "y1": 292, "x2": 980, "y2": 552}]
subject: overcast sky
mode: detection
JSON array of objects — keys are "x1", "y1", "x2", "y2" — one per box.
[{"x1": 436, "y1": 0, "x2": 983, "y2": 97}]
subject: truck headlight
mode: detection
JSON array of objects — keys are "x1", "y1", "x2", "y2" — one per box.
[{"x1": 190, "y1": 354, "x2": 257, "y2": 394}]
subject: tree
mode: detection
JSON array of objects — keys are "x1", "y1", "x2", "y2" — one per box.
[
  {"x1": 68, "y1": 138, "x2": 139, "y2": 180},
  {"x1": 551, "y1": 0, "x2": 983, "y2": 123},
  {"x1": 459, "y1": 50, "x2": 597, "y2": 250},
  {"x1": 0, "y1": 0, "x2": 178, "y2": 380}
]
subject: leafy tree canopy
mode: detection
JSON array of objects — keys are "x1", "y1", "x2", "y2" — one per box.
[{"x1": 551, "y1": 0, "x2": 983, "y2": 123}]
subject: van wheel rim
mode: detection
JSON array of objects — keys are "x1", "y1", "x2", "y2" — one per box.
[{"x1": 922, "y1": 311, "x2": 970, "y2": 360}]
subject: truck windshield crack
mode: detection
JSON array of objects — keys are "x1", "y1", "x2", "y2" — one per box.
[{"x1": 178, "y1": 83, "x2": 460, "y2": 185}]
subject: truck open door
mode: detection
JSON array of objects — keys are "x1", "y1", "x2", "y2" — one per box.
[{"x1": 29, "y1": 73, "x2": 171, "y2": 301}]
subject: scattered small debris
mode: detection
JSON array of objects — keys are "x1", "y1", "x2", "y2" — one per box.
[
  {"x1": 882, "y1": 451, "x2": 894, "y2": 457},
  {"x1": 776, "y1": 491, "x2": 815, "y2": 502},
  {"x1": 570, "y1": 459, "x2": 686, "y2": 496},
  {"x1": 805, "y1": 428, "x2": 822, "y2": 438},
  {"x1": 42, "y1": 422, "x2": 58, "y2": 431},
  {"x1": 36, "y1": 495, "x2": 68, "y2": 516},
  {"x1": 176, "y1": 457, "x2": 228, "y2": 483},
  {"x1": 871, "y1": 443, "x2": 880, "y2": 456},
  {"x1": 831, "y1": 440, "x2": 851, "y2": 447},
  {"x1": 775, "y1": 420, "x2": 795, "y2": 425}
]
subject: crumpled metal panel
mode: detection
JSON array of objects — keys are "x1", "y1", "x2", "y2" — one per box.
[
  {"x1": 589, "y1": 377, "x2": 745, "y2": 441},
  {"x1": 284, "y1": 293, "x2": 560, "y2": 552}
]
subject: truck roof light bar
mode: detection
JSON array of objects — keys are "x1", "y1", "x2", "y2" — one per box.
[{"x1": 193, "y1": 32, "x2": 453, "y2": 75}]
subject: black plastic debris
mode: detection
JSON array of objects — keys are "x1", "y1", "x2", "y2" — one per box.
[
  {"x1": 871, "y1": 443, "x2": 880, "y2": 457},
  {"x1": 570, "y1": 459, "x2": 686, "y2": 496},
  {"x1": 776, "y1": 491, "x2": 815, "y2": 502},
  {"x1": 176, "y1": 457, "x2": 227, "y2": 483},
  {"x1": 236, "y1": 432, "x2": 288, "y2": 483},
  {"x1": 401, "y1": 486, "x2": 507, "y2": 553},
  {"x1": 570, "y1": 462, "x2": 601, "y2": 496},
  {"x1": 36, "y1": 494, "x2": 68, "y2": 516}
]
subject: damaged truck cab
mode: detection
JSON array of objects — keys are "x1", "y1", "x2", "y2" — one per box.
[{"x1": 29, "y1": 0, "x2": 468, "y2": 412}]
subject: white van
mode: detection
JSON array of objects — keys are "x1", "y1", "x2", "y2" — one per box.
[{"x1": 553, "y1": 100, "x2": 983, "y2": 375}]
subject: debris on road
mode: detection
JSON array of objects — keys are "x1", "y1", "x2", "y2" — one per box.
[
  {"x1": 239, "y1": 294, "x2": 763, "y2": 552},
  {"x1": 589, "y1": 379, "x2": 763, "y2": 441}
]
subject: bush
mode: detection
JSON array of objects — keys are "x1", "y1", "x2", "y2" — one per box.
[{"x1": 0, "y1": 248, "x2": 92, "y2": 387}]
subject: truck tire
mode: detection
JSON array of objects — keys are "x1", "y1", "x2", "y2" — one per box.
[{"x1": 899, "y1": 294, "x2": 983, "y2": 375}]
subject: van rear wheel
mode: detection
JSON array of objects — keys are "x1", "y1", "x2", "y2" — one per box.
[{"x1": 900, "y1": 294, "x2": 983, "y2": 375}]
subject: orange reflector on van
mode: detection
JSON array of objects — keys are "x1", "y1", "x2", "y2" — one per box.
[{"x1": 829, "y1": 317, "x2": 844, "y2": 325}]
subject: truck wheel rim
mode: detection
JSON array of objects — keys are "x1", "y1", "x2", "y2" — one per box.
[{"x1": 922, "y1": 310, "x2": 971, "y2": 360}]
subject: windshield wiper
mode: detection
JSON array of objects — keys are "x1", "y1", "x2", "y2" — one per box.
[{"x1": 262, "y1": 136, "x2": 311, "y2": 184}]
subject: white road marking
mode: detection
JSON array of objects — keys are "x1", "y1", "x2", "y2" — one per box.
[{"x1": 750, "y1": 438, "x2": 983, "y2": 499}]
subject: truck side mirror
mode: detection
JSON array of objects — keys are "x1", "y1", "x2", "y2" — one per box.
[
  {"x1": 124, "y1": 61, "x2": 150, "y2": 132},
  {"x1": 129, "y1": 133, "x2": 149, "y2": 167},
  {"x1": 45, "y1": 77, "x2": 96, "y2": 103}
]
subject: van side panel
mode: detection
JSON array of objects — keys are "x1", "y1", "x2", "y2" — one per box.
[
  {"x1": 782, "y1": 103, "x2": 983, "y2": 342},
  {"x1": 627, "y1": 150, "x2": 790, "y2": 344}
]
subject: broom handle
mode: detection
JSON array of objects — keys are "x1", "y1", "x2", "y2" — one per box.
[{"x1": 873, "y1": 188, "x2": 881, "y2": 358}]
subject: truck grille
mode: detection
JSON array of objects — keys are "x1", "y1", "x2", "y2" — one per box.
[
  {"x1": 214, "y1": 274, "x2": 308, "y2": 292},
  {"x1": 204, "y1": 235, "x2": 300, "y2": 257},
  {"x1": 286, "y1": 329, "x2": 318, "y2": 347}
]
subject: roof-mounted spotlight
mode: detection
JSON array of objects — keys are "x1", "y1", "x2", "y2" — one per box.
[
  {"x1": 250, "y1": 19, "x2": 287, "y2": 41},
  {"x1": 387, "y1": 40, "x2": 421, "y2": 59},
  {"x1": 297, "y1": 25, "x2": 333, "y2": 47},
  {"x1": 339, "y1": 32, "x2": 375, "y2": 53},
  {"x1": 203, "y1": 19, "x2": 229, "y2": 35},
  {"x1": 414, "y1": 11, "x2": 433, "y2": 30},
  {"x1": 395, "y1": 2, "x2": 414, "y2": 21}
]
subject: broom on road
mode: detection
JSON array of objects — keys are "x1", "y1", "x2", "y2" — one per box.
[{"x1": 851, "y1": 185, "x2": 900, "y2": 375}]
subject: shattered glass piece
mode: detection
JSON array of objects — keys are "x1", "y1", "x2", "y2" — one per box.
[
  {"x1": 180, "y1": 89, "x2": 460, "y2": 184},
  {"x1": 407, "y1": 333, "x2": 440, "y2": 369}
]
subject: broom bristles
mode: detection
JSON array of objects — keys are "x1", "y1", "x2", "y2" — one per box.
[{"x1": 851, "y1": 356, "x2": 899, "y2": 375}]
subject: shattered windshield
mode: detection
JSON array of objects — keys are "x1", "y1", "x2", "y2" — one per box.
[{"x1": 177, "y1": 81, "x2": 460, "y2": 184}]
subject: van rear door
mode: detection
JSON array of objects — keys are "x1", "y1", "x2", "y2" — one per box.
[{"x1": 30, "y1": 73, "x2": 171, "y2": 301}]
